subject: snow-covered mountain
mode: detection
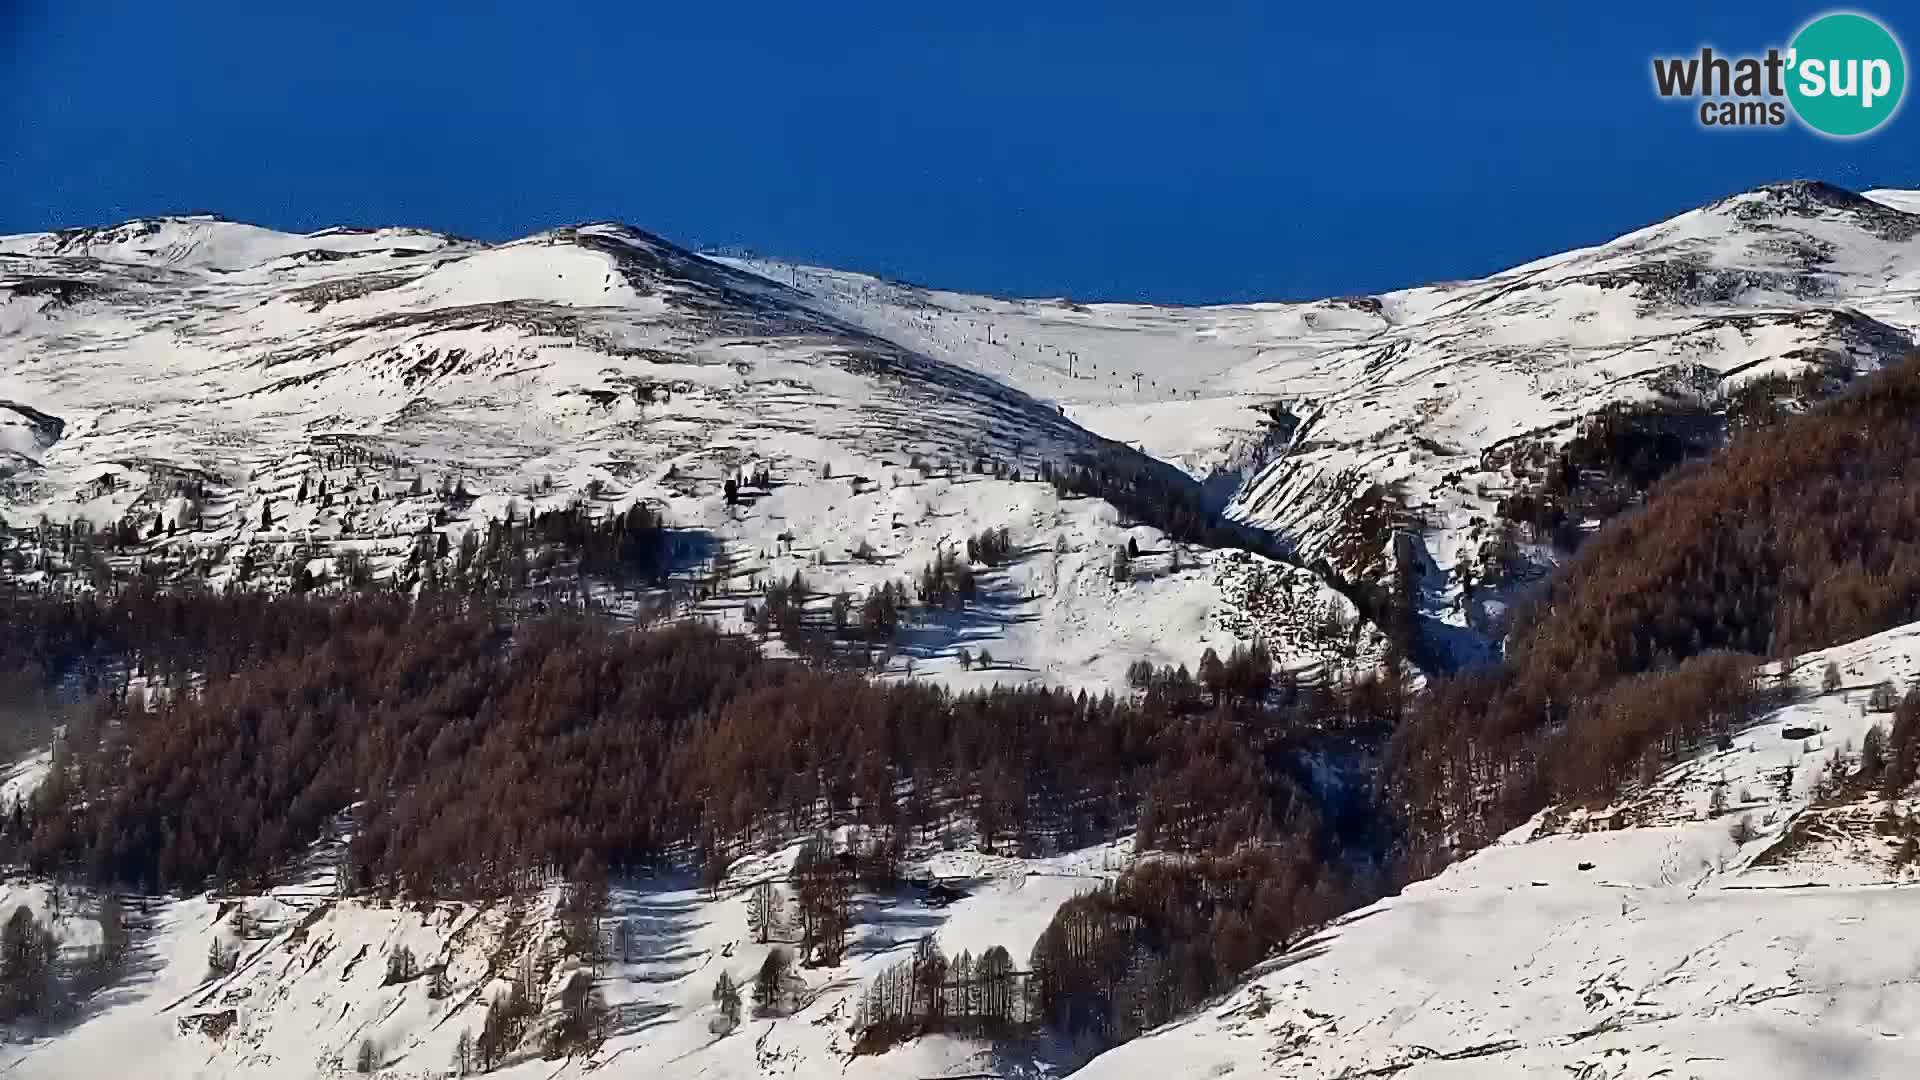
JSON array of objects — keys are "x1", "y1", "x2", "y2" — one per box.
[
  {"x1": 9, "y1": 183, "x2": 1920, "y2": 683},
  {"x1": 6, "y1": 180, "x2": 1920, "y2": 1080},
  {"x1": 0, "y1": 215, "x2": 1380, "y2": 691},
  {"x1": 724, "y1": 180, "x2": 1920, "y2": 661}
]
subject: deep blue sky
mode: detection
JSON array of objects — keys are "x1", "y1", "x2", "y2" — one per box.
[{"x1": 3, "y1": 3, "x2": 1915, "y2": 304}]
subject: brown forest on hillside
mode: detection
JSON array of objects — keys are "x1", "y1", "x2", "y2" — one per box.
[
  {"x1": 0, "y1": 583, "x2": 1393, "y2": 1055},
  {"x1": 0, "y1": 583, "x2": 1386, "y2": 904},
  {"x1": 10, "y1": 356, "x2": 1920, "y2": 1059},
  {"x1": 0, "y1": 456, "x2": 1406, "y2": 1058},
  {"x1": 1392, "y1": 353, "x2": 1920, "y2": 850}
]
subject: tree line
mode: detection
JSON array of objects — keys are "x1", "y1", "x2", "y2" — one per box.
[{"x1": 0, "y1": 580, "x2": 1391, "y2": 907}]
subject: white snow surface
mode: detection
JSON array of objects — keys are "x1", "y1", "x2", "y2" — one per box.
[
  {"x1": 1, "y1": 833, "x2": 1122, "y2": 1079},
  {"x1": 7, "y1": 183, "x2": 1920, "y2": 1078},
  {"x1": 723, "y1": 181, "x2": 1920, "y2": 663},
  {"x1": 9, "y1": 184, "x2": 1919, "y2": 680},
  {"x1": 0, "y1": 215, "x2": 1379, "y2": 692},
  {"x1": 1075, "y1": 621, "x2": 1920, "y2": 1079}
]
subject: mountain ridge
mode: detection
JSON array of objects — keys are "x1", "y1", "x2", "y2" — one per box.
[
  {"x1": 6, "y1": 177, "x2": 1920, "y2": 1079},
  {"x1": 1, "y1": 204, "x2": 1383, "y2": 692}
]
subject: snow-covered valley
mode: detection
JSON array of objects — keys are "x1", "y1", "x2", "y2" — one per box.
[
  {"x1": 5, "y1": 180, "x2": 1920, "y2": 1080},
  {"x1": 9, "y1": 621, "x2": 1920, "y2": 1079}
]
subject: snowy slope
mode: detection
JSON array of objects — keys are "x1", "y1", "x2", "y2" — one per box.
[
  {"x1": 6, "y1": 184, "x2": 1920, "y2": 1078},
  {"x1": 724, "y1": 181, "x2": 1920, "y2": 661},
  {"x1": 0, "y1": 215, "x2": 1378, "y2": 691},
  {"x1": 10, "y1": 184, "x2": 1913, "y2": 682},
  {"x1": 2, "y1": 834, "x2": 1125, "y2": 1079},
  {"x1": 1074, "y1": 622, "x2": 1920, "y2": 1080},
  {"x1": 16, "y1": 625, "x2": 1918, "y2": 1080}
]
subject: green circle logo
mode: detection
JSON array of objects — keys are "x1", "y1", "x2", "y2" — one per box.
[{"x1": 1787, "y1": 12, "x2": 1906, "y2": 136}]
